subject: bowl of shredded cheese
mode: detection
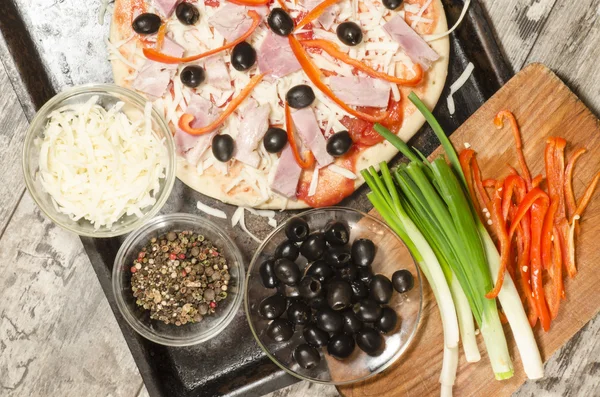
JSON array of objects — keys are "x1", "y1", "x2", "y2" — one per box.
[{"x1": 22, "y1": 84, "x2": 176, "y2": 237}]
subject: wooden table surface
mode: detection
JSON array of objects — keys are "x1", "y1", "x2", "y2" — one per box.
[{"x1": 1, "y1": 1, "x2": 599, "y2": 396}]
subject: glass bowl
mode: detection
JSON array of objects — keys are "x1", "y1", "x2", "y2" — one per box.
[
  {"x1": 22, "y1": 84, "x2": 176, "y2": 238},
  {"x1": 244, "y1": 207, "x2": 423, "y2": 385},
  {"x1": 113, "y1": 213, "x2": 245, "y2": 346}
]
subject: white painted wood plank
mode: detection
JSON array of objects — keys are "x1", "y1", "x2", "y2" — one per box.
[
  {"x1": 480, "y1": 0, "x2": 559, "y2": 70},
  {"x1": 0, "y1": 193, "x2": 141, "y2": 396},
  {"x1": 0, "y1": 62, "x2": 28, "y2": 236}
]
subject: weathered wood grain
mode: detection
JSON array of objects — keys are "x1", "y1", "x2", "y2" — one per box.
[
  {"x1": 0, "y1": 62, "x2": 28, "y2": 238},
  {"x1": 0, "y1": 193, "x2": 143, "y2": 396}
]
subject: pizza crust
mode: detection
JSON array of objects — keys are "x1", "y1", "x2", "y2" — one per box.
[{"x1": 109, "y1": 0, "x2": 450, "y2": 210}]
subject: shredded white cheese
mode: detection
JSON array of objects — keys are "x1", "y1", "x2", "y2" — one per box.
[
  {"x1": 410, "y1": 0, "x2": 433, "y2": 29},
  {"x1": 328, "y1": 164, "x2": 358, "y2": 180},
  {"x1": 196, "y1": 201, "x2": 227, "y2": 219},
  {"x1": 37, "y1": 96, "x2": 168, "y2": 229},
  {"x1": 425, "y1": 0, "x2": 472, "y2": 42},
  {"x1": 447, "y1": 62, "x2": 474, "y2": 115}
]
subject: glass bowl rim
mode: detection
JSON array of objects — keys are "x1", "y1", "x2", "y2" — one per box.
[
  {"x1": 243, "y1": 206, "x2": 423, "y2": 385},
  {"x1": 22, "y1": 83, "x2": 176, "y2": 238},
  {"x1": 112, "y1": 212, "x2": 246, "y2": 347}
]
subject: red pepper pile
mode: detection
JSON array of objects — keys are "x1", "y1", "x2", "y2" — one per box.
[{"x1": 460, "y1": 110, "x2": 599, "y2": 331}]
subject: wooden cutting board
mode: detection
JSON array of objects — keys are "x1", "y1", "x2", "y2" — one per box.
[{"x1": 338, "y1": 63, "x2": 600, "y2": 397}]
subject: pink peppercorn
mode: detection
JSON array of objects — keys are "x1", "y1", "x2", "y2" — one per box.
[
  {"x1": 178, "y1": 253, "x2": 186, "y2": 260},
  {"x1": 169, "y1": 253, "x2": 177, "y2": 260},
  {"x1": 209, "y1": 302, "x2": 217, "y2": 308},
  {"x1": 130, "y1": 266, "x2": 137, "y2": 273}
]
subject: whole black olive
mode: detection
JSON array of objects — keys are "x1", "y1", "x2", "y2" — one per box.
[
  {"x1": 294, "y1": 343, "x2": 321, "y2": 369},
  {"x1": 356, "y1": 328, "x2": 384, "y2": 355},
  {"x1": 274, "y1": 258, "x2": 301, "y2": 285},
  {"x1": 392, "y1": 269, "x2": 415, "y2": 293},
  {"x1": 175, "y1": 2, "x2": 200, "y2": 25},
  {"x1": 280, "y1": 284, "x2": 301, "y2": 299},
  {"x1": 263, "y1": 127, "x2": 288, "y2": 153},
  {"x1": 299, "y1": 276, "x2": 323, "y2": 300},
  {"x1": 259, "y1": 259, "x2": 279, "y2": 288},
  {"x1": 326, "y1": 131, "x2": 353, "y2": 157},
  {"x1": 354, "y1": 299, "x2": 382, "y2": 323},
  {"x1": 287, "y1": 301, "x2": 312, "y2": 325},
  {"x1": 308, "y1": 294, "x2": 328, "y2": 310},
  {"x1": 341, "y1": 309, "x2": 363, "y2": 334},
  {"x1": 286, "y1": 85, "x2": 315, "y2": 109},
  {"x1": 326, "y1": 280, "x2": 352, "y2": 311},
  {"x1": 376, "y1": 307, "x2": 398, "y2": 334},
  {"x1": 350, "y1": 280, "x2": 369, "y2": 302},
  {"x1": 266, "y1": 318, "x2": 294, "y2": 342},
  {"x1": 300, "y1": 233, "x2": 326, "y2": 261},
  {"x1": 286, "y1": 218, "x2": 310, "y2": 242},
  {"x1": 336, "y1": 21, "x2": 363, "y2": 46},
  {"x1": 132, "y1": 13, "x2": 161, "y2": 34},
  {"x1": 315, "y1": 307, "x2": 344, "y2": 333},
  {"x1": 180, "y1": 65, "x2": 205, "y2": 88},
  {"x1": 327, "y1": 333, "x2": 355, "y2": 359},
  {"x1": 335, "y1": 264, "x2": 357, "y2": 282},
  {"x1": 212, "y1": 134, "x2": 235, "y2": 162},
  {"x1": 259, "y1": 294, "x2": 287, "y2": 319},
  {"x1": 370, "y1": 274, "x2": 393, "y2": 304},
  {"x1": 303, "y1": 324, "x2": 329, "y2": 347},
  {"x1": 324, "y1": 246, "x2": 352, "y2": 268},
  {"x1": 382, "y1": 0, "x2": 403, "y2": 11},
  {"x1": 231, "y1": 41, "x2": 257, "y2": 71},
  {"x1": 324, "y1": 221, "x2": 350, "y2": 245},
  {"x1": 275, "y1": 240, "x2": 299, "y2": 261},
  {"x1": 267, "y1": 8, "x2": 294, "y2": 36},
  {"x1": 357, "y1": 266, "x2": 373, "y2": 284},
  {"x1": 306, "y1": 260, "x2": 334, "y2": 282},
  {"x1": 351, "y1": 239, "x2": 376, "y2": 267}
]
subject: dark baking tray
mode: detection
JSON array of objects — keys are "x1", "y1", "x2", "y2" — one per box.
[{"x1": 0, "y1": 0, "x2": 512, "y2": 396}]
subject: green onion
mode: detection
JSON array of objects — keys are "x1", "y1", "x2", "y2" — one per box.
[{"x1": 408, "y1": 92, "x2": 544, "y2": 380}]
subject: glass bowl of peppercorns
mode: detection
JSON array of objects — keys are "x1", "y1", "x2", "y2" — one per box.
[{"x1": 112, "y1": 213, "x2": 245, "y2": 346}]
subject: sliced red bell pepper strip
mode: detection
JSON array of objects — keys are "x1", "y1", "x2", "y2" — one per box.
[
  {"x1": 276, "y1": 0, "x2": 290, "y2": 12},
  {"x1": 459, "y1": 149, "x2": 485, "y2": 222},
  {"x1": 501, "y1": 175, "x2": 526, "y2": 221},
  {"x1": 156, "y1": 24, "x2": 167, "y2": 50},
  {"x1": 546, "y1": 225, "x2": 564, "y2": 319},
  {"x1": 494, "y1": 110, "x2": 532, "y2": 188},
  {"x1": 471, "y1": 153, "x2": 492, "y2": 211},
  {"x1": 541, "y1": 195, "x2": 559, "y2": 270},
  {"x1": 295, "y1": 0, "x2": 341, "y2": 31},
  {"x1": 300, "y1": 39, "x2": 424, "y2": 86},
  {"x1": 516, "y1": 223, "x2": 537, "y2": 327},
  {"x1": 564, "y1": 148, "x2": 587, "y2": 221},
  {"x1": 288, "y1": 35, "x2": 388, "y2": 123},
  {"x1": 285, "y1": 103, "x2": 316, "y2": 169},
  {"x1": 144, "y1": 10, "x2": 261, "y2": 64},
  {"x1": 530, "y1": 198, "x2": 552, "y2": 331},
  {"x1": 532, "y1": 174, "x2": 544, "y2": 188},
  {"x1": 507, "y1": 165, "x2": 519, "y2": 176},
  {"x1": 226, "y1": 0, "x2": 270, "y2": 5},
  {"x1": 486, "y1": 180, "x2": 510, "y2": 299},
  {"x1": 483, "y1": 179, "x2": 496, "y2": 188},
  {"x1": 179, "y1": 73, "x2": 265, "y2": 135},
  {"x1": 564, "y1": 172, "x2": 600, "y2": 278},
  {"x1": 508, "y1": 188, "x2": 549, "y2": 240}
]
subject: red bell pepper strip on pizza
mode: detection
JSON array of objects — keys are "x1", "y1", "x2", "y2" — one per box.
[
  {"x1": 179, "y1": 73, "x2": 265, "y2": 135},
  {"x1": 288, "y1": 35, "x2": 388, "y2": 123},
  {"x1": 143, "y1": 10, "x2": 261, "y2": 64},
  {"x1": 285, "y1": 103, "x2": 316, "y2": 169},
  {"x1": 294, "y1": 0, "x2": 341, "y2": 31},
  {"x1": 300, "y1": 39, "x2": 424, "y2": 86}
]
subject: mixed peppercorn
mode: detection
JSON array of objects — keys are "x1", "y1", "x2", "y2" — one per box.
[{"x1": 130, "y1": 231, "x2": 230, "y2": 326}]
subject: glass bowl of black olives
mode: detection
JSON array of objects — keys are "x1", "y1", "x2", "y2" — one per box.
[{"x1": 244, "y1": 207, "x2": 422, "y2": 384}]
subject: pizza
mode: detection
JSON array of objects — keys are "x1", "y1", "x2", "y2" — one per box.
[{"x1": 108, "y1": 0, "x2": 450, "y2": 209}]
